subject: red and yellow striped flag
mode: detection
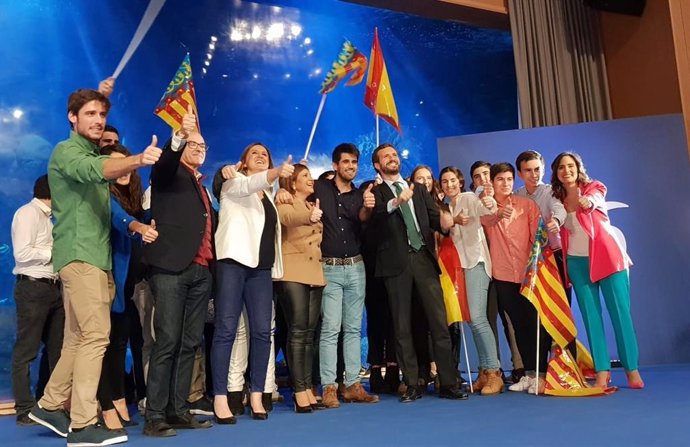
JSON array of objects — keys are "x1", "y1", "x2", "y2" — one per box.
[
  {"x1": 544, "y1": 347, "x2": 612, "y2": 397},
  {"x1": 520, "y1": 218, "x2": 577, "y2": 348},
  {"x1": 438, "y1": 236, "x2": 471, "y2": 325},
  {"x1": 154, "y1": 53, "x2": 199, "y2": 132},
  {"x1": 363, "y1": 27, "x2": 401, "y2": 133}
]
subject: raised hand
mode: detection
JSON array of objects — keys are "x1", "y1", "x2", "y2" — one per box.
[
  {"x1": 498, "y1": 203, "x2": 514, "y2": 220},
  {"x1": 278, "y1": 155, "x2": 294, "y2": 178},
  {"x1": 98, "y1": 77, "x2": 115, "y2": 98},
  {"x1": 140, "y1": 135, "x2": 162, "y2": 166},
  {"x1": 480, "y1": 195, "x2": 494, "y2": 210},
  {"x1": 454, "y1": 208, "x2": 469, "y2": 226},
  {"x1": 222, "y1": 161, "x2": 243, "y2": 180},
  {"x1": 363, "y1": 183, "x2": 375, "y2": 209},
  {"x1": 577, "y1": 189, "x2": 591, "y2": 209},
  {"x1": 275, "y1": 188, "x2": 294, "y2": 205},
  {"x1": 310, "y1": 198, "x2": 323, "y2": 223},
  {"x1": 396, "y1": 183, "x2": 414, "y2": 205},
  {"x1": 178, "y1": 105, "x2": 197, "y2": 139},
  {"x1": 482, "y1": 181, "x2": 494, "y2": 198},
  {"x1": 546, "y1": 213, "x2": 560, "y2": 234}
]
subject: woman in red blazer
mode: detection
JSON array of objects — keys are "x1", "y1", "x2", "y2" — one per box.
[{"x1": 551, "y1": 152, "x2": 643, "y2": 390}]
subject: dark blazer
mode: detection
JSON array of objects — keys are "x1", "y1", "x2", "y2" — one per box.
[
  {"x1": 371, "y1": 180, "x2": 442, "y2": 278},
  {"x1": 144, "y1": 138, "x2": 217, "y2": 273}
]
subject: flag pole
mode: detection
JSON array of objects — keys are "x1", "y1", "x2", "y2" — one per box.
[
  {"x1": 304, "y1": 94, "x2": 327, "y2": 160},
  {"x1": 534, "y1": 314, "x2": 541, "y2": 396},
  {"x1": 112, "y1": 0, "x2": 167, "y2": 78},
  {"x1": 375, "y1": 113, "x2": 380, "y2": 147},
  {"x1": 460, "y1": 323, "x2": 473, "y2": 393}
]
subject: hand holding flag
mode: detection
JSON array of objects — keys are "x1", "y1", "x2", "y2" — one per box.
[{"x1": 154, "y1": 53, "x2": 199, "y2": 132}]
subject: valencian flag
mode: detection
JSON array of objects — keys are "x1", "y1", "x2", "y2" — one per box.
[
  {"x1": 319, "y1": 40, "x2": 368, "y2": 94},
  {"x1": 154, "y1": 53, "x2": 199, "y2": 131},
  {"x1": 364, "y1": 27, "x2": 400, "y2": 132},
  {"x1": 520, "y1": 217, "x2": 577, "y2": 348},
  {"x1": 438, "y1": 236, "x2": 471, "y2": 325},
  {"x1": 544, "y1": 347, "x2": 613, "y2": 397}
]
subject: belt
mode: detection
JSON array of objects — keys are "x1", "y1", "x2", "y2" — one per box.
[
  {"x1": 16, "y1": 274, "x2": 60, "y2": 286},
  {"x1": 321, "y1": 254, "x2": 363, "y2": 266}
]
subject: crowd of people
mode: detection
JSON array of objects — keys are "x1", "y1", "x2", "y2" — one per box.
[{"x1": 9, "y1": 82, "x2": 643, "y2": 447}]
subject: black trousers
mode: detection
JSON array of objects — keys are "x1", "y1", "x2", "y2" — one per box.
[
  {"x1": 494, "y1": 280, "x2": 551, "y2": 373},
  {"x1": 278, "y1": 282, "x2": 323, "y2": 392},
  {"x1": 364, "y1": 265, "x2": 396, "y2": 366},
  {"x1": 11, "y1": 278, "x2": 64, "y2": 415},
  {"x1": 383, "y1": 251, "x2": 456, "y2": 387},
  {"x1": 97, "y1": 311, "x2": 130, "y2": 410}
]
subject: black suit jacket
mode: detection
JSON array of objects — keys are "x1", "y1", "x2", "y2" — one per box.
[
  {"x1": 144, "y1": 138, "x2": 217, "y2": 273},
  {"x1": 371, "y1": 180, "x2": 442, "y2": 278}
]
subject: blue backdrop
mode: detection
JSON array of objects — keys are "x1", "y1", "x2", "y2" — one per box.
[
  {"x1": 0, "y1": 0, "x2": 517, "y2": 396},
  {"x1": 438, "y1": 114, "x2": 690, "y2": 367}
]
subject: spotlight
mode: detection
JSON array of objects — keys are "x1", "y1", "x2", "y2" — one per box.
[
  {"x1": 291, "y1": 24, "x2": 302, "y2": 37},
  {"x1": 12, "y1": 108, "x2": 23, "y2": 119},
  {"x1": 252, "y1": 25, "x2": 262, "y2": 40},
  {"x1": 266, "y1": 23, "x2": 285, "y2": 41},
  {"x1": 211, "y1": 35, "x2": 218, "y2": 42},
  {"x1": 304, "y1": 37, "x2": 311, "y2": 45}
]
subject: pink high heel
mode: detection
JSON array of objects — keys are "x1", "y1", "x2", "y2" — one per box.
[{"x1": 626, "y1": 370, "x2": 645, "y2": 389}]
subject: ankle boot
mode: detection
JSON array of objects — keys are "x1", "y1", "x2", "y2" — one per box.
[
  {"x1": 480, "y1": 369, "x2": 505, "y2": 396},
  {"x1": 471, "y1": 369, "x2": 488, "y2": 393}
]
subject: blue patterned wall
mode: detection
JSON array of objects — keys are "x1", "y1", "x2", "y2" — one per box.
[{"x1": 0, "y1": 0, "x2": 516, "y2": 396}]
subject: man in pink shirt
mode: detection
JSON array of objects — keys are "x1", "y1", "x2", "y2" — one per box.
[{"x1": 480, "y1": 162, "x2": 550, "y2": 394}]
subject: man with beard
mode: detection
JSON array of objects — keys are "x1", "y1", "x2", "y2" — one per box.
[
  {"x1": 370, "y1": 143, "x2": 468, "y2": 403},
  {"x1": 311, "y1": 143, "x2": 378, "y2": 408}
]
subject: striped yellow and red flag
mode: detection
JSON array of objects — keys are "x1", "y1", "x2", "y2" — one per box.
[
  {"x1": 154, "y1": 53, "x2": 199, "y2": 132},
  {"x1": 363, "y1": 27, "x2": 401, "y2": 133},
  {"x1": 520, "y1": 218, "x2": 577, "y2": 348},
  {"x1": 438, "y1": 236, "x2": 471, "y2": 325},
  {"x1": 544, "y1": 347, "x2": 612, "y2": 397},
  {"x1": 319, "y1": 40, "x2": 368, "y2": 95}
]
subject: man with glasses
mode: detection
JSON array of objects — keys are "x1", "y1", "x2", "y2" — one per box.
[{"x1": 143, "y1": 109, "x2": 216, "y2": 437}]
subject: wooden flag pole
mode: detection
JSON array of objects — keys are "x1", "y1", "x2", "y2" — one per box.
[
  {"x1": 304, "y1": 94, "x2": 327, "y2": 160},
  {"x1": 460, "y1": 323, "x2": 473, "y2": 394}
]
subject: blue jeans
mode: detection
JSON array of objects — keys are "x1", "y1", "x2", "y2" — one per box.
[
  {"x1": 465, "y1": 263, "x2": 500, "y2": 369},
  {"x1": 211, "y1": 262, "x2": 273, "y2": 394},
  {"x1": 319, "y1": 262, "x2": 366, "y2": 387},
  {"x1": 146, "y1": 263, "x2": 211, "y2": 420}
]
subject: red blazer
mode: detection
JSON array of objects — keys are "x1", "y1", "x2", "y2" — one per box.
[{"x1": 560, "y1": 180, "x2": 632, "y2": 284}]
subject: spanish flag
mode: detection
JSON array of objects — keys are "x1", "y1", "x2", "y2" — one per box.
[
  {"x1": 154, "y1": 53, "x2": 199, "y2": 132},
  {"x1": 438, "y1": 236, "x2": 471, "y2": 325},
  {"x1": 364, "y1": 28, "x2": 401, "y2": 133}
]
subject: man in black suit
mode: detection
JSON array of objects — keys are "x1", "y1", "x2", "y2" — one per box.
[
  {"x1": 143, "y1": 110, "x2": 216, "y2": 436},
  {"x1": 371, "y1": 143, "x2": 468, "y2": 402}
]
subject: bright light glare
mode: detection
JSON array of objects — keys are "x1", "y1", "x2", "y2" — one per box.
[
  {"x1": 304, "y1": 37, "x2": 311, "y2": 45},
  {"x1": 12, "y1": 108, "x2": 23, "y2": 119},
  {"x1": 291, "y1": 25, "x2": 302, "y2": 37},
  {"x1": 252, "y1": 25, "x2": 262, "y2": 40},
  {"x1": 266, "y1": 22, "x2": 285, "y2": 41},
  {"x1": 230, "y1": 29, "x2": 243, "y2": 41}
]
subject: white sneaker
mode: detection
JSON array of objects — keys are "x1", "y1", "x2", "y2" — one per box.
[{"x1": 508, "y1": 375, "x2": 533, "y2": 392}]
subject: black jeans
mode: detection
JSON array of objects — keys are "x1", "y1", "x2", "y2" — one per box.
[
  {"x1": 97, "y1": 312, "x2": 130, "y2": 411},
  {"x1": 146, "y1": 263, "x2": 212, "y2": 420},
  {"x1": 11, "y1": 278, "x2": 64, "y2": 415},
  {"x1": 364, "y1": 267, "x2": 396, "y2": 366},
  {"x1": 278, "y1": 282, "x2": 323, "y2": 392}
]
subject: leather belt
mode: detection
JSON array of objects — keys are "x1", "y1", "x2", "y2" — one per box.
[
  {"x1": 321, "y1": 254, "x2": 363, "y2": 266},
  {"x1": 16, "y1": 274, "x2": 60, "y2": 286}
]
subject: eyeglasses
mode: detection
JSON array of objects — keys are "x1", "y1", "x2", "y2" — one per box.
[{"x1": 187, "y1": 141, "x2": 209, "y2": 152}]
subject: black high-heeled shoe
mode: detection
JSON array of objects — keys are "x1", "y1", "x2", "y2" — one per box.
[
  {"x1": 250, "y1": 408, "x2": 268, "y2": 420},
  {"x1": 214, "y1": 412, "x2": 237, "y2": 425},
  {"x1": 293, "y1": 395, "x2": 313, "y2": 414}
]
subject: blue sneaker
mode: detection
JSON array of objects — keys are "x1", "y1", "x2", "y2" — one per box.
[
  {"x1": 66, "y1": 423, "x2": 128, "y2": 447},
  {"x1": 28, "y1": 404, "x2": 70, "y2": 438}
]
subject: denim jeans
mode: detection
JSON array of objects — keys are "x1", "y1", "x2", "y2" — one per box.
[
  {"x1": 146, "y1": 263, "x2": 211, "y2": 420},
  {"x1": 319, "y1": 262, "x2": 366, "y2": 387},
  {"x1": 464, "y1": 263, "x2": 500, "y2": 369}
]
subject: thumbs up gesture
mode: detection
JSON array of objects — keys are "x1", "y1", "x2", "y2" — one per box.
[
  {"x1": 178, "y1": 105, "x2": 197, "y2": 139},
  {"x1": 499, "y1": 201, "x2": 514, "y2": 220},
  {"x1": 222, "y1": 161, "x2": 243, "y2": 180},
  {"x1": 482, "y1": 181, "x2": 494, "y2": 198},
  {"x1": 140, "y1": 218, "x2": 159, "y2": 244},
  {"x1": 278, "y1": 155, "x2": 295, "y2": 178},
  {"x1": 578, "y1": 189, "x2": 592, "y2": 209},
  {"x1": 363, "y1": 183, "x2": 375, "y2": 208},
  {"x1": 140, "y1": 135, "x2": 162, "y2": 166},
  {"x1": 454, "y1": 208, "x2": 470, "y2": 226},
  {"x1": 310, "y1": 198, "x2": 323, "y2": 223},
  {"x1": 546, "y1": 213, "x2": 560, "y2": 234},
  {"x1": 396, "y1": 183, "x2": 414, "y2": 206}
]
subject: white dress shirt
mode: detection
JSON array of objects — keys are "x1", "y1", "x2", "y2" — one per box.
[
  {"x1": 449, "y1": 192, "x2": 495, "y2": 278},
  {"x1": 515, "y1": 183, "x2": 566, "y2": 250},
  {"x1": 384, "y1": 176, "x2": 421, "y2": 233},
  {"x1": 11, "y1": 198, "x2": 58, "y2": 279}
]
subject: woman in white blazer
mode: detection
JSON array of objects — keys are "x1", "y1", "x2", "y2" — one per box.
[
  {"x1": 211, "y1": 143, "x2": 293, "y2": 423},
  {"x1": 439, "y1": 166, "x2": 503, "y2": 396}
]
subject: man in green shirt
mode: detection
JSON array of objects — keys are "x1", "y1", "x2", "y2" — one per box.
[{"x1": 29, "y1": 86, "x2": 162, "y2": 447}]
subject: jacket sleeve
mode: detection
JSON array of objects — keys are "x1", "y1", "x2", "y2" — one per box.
[
  {"x1": 581, "y1": 180, "x2": 607, "y2": 215},
  {"x1": 110, "y1": 198, "x2": 138, "y2": 240},
  {"x1": 220, "y1": 170, "x2": 271, "y2": 199},
  {"x1": 278, "y1": 202, "x2": 312, "y2": 227},
  {"x1": 150, "y1": 138, "x2": 184, "y2": 188}
]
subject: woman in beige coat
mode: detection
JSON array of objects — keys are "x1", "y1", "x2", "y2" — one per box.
[{"x1": 276, "y1": 164, "x2": 326, "y2": 413}]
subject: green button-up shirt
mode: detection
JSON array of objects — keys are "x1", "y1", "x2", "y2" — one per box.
[{"x1": 48, "y1": 131, "x2": 111, "y2": 272}]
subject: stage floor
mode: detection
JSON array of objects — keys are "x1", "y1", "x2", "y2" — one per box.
[{"x1": 2, "y1": 363, "x2": 688, "y2": 446}]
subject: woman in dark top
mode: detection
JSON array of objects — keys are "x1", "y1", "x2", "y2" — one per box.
[{"x1": 210, "y1": 143, "x2": 293, "y2": 423}]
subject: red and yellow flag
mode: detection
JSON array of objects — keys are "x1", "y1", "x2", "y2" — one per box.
[
  {"x1": 520, "y1": 218, "x2": 577, "y2": 348},
  {"x1": 154, "y1": 53, "x2": 199, "y2": 131},
  {"x1": 438, "y1": 236, "x2": 471, "y2": 325},
  {"x1": 364, "y1": 28, "x2": 401, "y2": 133},
  {"x1": 319, "y1": 40, "x2": 368, "y2": 95},
  {"x1": 544, "y1": 347, "x2": 612, "y2": 397}
]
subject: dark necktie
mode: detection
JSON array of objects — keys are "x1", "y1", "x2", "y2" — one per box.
[{"x1": 393, "y1": 182, "x2": 424, "y2": 250}]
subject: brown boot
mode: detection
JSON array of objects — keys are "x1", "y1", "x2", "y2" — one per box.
[
  {"x1": 322, "y1": 384, "x2": 340, "y2": 409},
  {"x1": 341, "y1": 382, "x2": 379, "y2": 403},
  {"x1": 481, "y1": 369, "x2": 505, "y2": 396},
  {"x1": 471, "y1": 369, "x2": 487, "y2": 393}
]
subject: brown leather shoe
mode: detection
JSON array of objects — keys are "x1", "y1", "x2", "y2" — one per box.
[
  {"x1": 337, "y1": 383, "x2": 346, "y2": 399},
  {"x1": 322, "y1": 384, "x2": 340, "y2": 409},
  {"x1": 341, "y1": 382, "x2": 379, "y2": 403},
  {"x1": 481, "y1": 369, "x2": 505, "y2": 396},
  {"x1": 471, "y1": 369, "x2": 487, "y2": 393}
]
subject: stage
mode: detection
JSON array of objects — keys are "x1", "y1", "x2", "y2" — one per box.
[{"x1": 2, "y1": 363, "x2": 688, "y2": 446}]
